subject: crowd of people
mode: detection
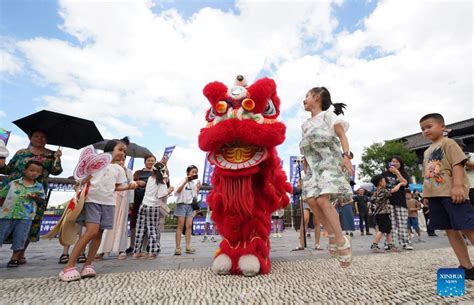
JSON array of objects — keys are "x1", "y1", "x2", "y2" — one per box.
[
  {"x1": 0, "y1": 133, "x2": 206, "y2": 281},
  {"x1": 0, "y1": 86, "x2": 473, "y2": 282}
]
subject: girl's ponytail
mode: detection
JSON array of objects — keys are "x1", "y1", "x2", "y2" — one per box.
[
  {"x1": 309, "y1": 87, "x2": 347, "y2": 116},
  {"x1": 332, "y1": 103, "x2": 347, "y2": 116}
]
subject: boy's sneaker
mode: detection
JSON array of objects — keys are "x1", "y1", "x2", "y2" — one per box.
[
  {"x1": 201, "y1": 235, "x2": 208, "y2": 242},
  {"x1": 370, "y1": 244, "x2": 384, "y2": 253},
  {"x1": 403, "y1": 244, "x2": 414, "y2": 250},
  {"x1": 459, "y1": 266, "x2": 474, "y2": 280},
  {"x1": 277, "y1": 233, "x2": 282, "y2": 238},
  {"x1": 210, "y1": 236, "x2": 216, "y2": 242}
]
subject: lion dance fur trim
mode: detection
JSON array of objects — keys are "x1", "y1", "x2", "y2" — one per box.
[{"x1": 198, "y1": 77, "x2": 292, "y2": 276}]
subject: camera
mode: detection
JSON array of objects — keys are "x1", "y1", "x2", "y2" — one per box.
[{"x1": 188, "y1": 174, "x2": 199, "y2": 181}]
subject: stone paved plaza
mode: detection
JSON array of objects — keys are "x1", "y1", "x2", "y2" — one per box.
[{"x1": 1, "y1": 231, "x2": 473, "y2": 303}]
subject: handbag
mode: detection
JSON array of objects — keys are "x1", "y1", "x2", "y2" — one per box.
[
  {"x1": 159, "y1": 203, "x2": 171, "y2": 217},
  {"x1": 191, "y1": 197, "x2": 200, "y2": 211}
]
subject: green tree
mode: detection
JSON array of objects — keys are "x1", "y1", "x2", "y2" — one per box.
[{"x1": 358, "y1": 141, "x2": 419, "y2": 182}]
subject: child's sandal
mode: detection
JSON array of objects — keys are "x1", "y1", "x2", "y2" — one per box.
[
  {"x1": 174, "y1": 248, "x2": 182, "y2": 256},
  {"x1": 59, "y1": 267, "x2": 81, "y2": 282},
  {"x1": 77, "y1": 254, "x2": 87, "y2": 263},
  {"x1": 58, "y1": 254, "x2": 69, "y2": 264},
  {"x1": 80, "y1": 264, "x2": 97, "y2": 278},
  {"x1": 337, "y1": 235, "x2": 353, "y2": 268}
]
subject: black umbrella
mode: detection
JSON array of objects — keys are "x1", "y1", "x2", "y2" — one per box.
[
  {"x1": 13, "y1": 110, "x2": 104, "y2": 149},
  {"x1": 93, "y1": 140, "x2": 152, "y2": 158}
]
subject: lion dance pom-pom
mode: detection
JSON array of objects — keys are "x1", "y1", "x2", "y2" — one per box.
[{"x1": 198, "y1": 75, "x2": 292, "y2": 276}]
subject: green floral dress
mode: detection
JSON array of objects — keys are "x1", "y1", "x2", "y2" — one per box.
[
  {"x1": 299, "y1": 110, "x2": 353, "y2": 203},
  {"x1": 0, "y1": 148, "x2": 62, "y2": 241}
]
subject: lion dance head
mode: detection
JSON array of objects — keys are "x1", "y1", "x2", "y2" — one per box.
[{"x1": 198, "y1": 76, "x2": 291, "y2": 276}]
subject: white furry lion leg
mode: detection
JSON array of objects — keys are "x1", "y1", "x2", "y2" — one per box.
[
  {"x1": 212, "y1": 254, "x2": 232, "y2": 275},
  {"x1": 238, "y1": 254, "x2": 260, "y2": 277}
]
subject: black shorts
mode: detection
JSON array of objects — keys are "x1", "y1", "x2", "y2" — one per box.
[
  {"x1": 375, "y1": 214, "x2": 391, "y2": 234},
  {"x1": 428, "y1": 197, "x2": 474, "y2": 230},
  {"x1": 271, "y1": 216, "x2": 283, "y2": 220}
]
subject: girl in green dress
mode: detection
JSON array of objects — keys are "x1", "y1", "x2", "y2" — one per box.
[{"x1": 299, "y1": 87, "x2": 354, "y2": 268}]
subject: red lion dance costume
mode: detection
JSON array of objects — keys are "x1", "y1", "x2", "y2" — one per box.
[{"x1": 198, "y1": 76, "x2": 292, "y2": 276}]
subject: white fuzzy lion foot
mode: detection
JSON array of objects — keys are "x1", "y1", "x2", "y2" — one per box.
[
  {"x1": 238, "y1": 254, "x2": 260, "y2": 277},
  {"x1": 212, "y1": 254, "x2": 232, "y2": 275}
]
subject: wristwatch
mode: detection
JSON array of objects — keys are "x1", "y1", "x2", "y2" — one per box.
[{"x1": 342, "y1": 151, "x2": 354, "y2": 159}]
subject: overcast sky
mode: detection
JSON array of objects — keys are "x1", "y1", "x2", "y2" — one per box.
[{"x1": 1, "y1": 0, "x2": 472, "y2": 205}]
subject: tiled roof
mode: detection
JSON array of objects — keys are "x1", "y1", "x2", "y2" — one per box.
[{"x1": 391, "y1": 118, "x2": 474, "y2": 151}]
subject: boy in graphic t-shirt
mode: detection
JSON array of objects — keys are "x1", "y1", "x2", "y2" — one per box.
[{"x1": 420, "y1": 113, "x2": 474, "y2": 280}]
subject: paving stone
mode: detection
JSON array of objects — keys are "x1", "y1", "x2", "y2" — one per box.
[{"x1": 0, "y1": 231, "x2": 472, "y2": 303}]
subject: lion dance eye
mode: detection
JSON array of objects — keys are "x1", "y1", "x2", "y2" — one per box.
[
  {"x1": 216, "y1": 101, "x2": 228, "y2": 114},
  {"x1": 207, "y1": 107, "x2": 216, "y2": 121},
  {"x1": 241, "y1": 98, "x2": 255, "y2": 111},
  {"x1": 263, "y1": 99, "x2": 276, "y2": 116}
]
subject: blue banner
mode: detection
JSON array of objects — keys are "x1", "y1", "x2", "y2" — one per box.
[
  {"x1": 289, "y1": 156, "x2": 301, "y2": 188},
  {"x1": 127, "y1": 157, "x2": 134, "y2": 170},
  {"x1": 161, "y1": 145, "x2": 176, "y2": 163},
  {"x1": 40, "y1": 215, "x2": 61, "y2": 235},
  {"x1": 202, "y1": 153, "x2": 214, "y2": 185},
  {"x1": 192, "y1": 217, "x2": 216, "y2": 235},
  {"x1": 199, "y1": 153, "x2": 215, "y2": 209}
]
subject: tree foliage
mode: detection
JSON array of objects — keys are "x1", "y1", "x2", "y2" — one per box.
[{"x1": 358, "y1": 141, "x2": 419, "y2": 182}]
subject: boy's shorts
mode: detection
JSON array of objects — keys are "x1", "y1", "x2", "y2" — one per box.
[
  {"x1": 0, "y1": 219, "x2": 32, "y2": 251},
  {"x1": 407, "y1": 217, "x2": 420, "y2": 230},
  {"x1": 375, "y1": 214, "x2": 391, "y2": 234},
  {"x1": 77, "y1": 202, "x2": 115, "y2": 230},
  {"x1": 428, "y1": 197, "x2": 474, "y2": 230}
]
